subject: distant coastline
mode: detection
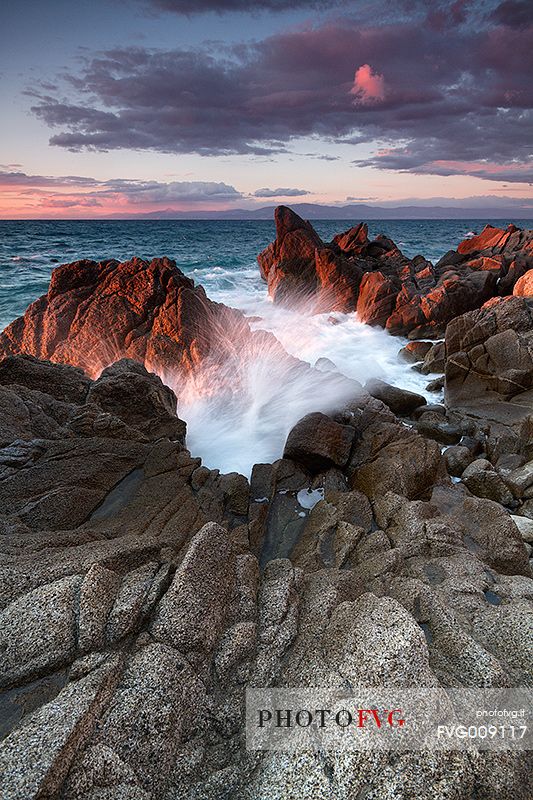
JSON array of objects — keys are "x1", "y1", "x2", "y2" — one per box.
[{"x1": 2, "y1": 203, "x2": 533, "y2": 222}]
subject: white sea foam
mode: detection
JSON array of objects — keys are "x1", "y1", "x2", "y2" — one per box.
[
  {"x1": 177, "y1": 271, "x2": 433, "y2": 477},
  {"x1": 297, "y1": 488, "x2": 325, "y2": 510}
]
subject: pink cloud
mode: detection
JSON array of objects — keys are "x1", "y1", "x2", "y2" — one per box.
[{"x1": 350, "y1": 63, "x2": 385, "y2": 105}]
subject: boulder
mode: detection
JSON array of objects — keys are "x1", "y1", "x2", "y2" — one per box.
[
  {"x1": 459, "y1": 496, "x2": 531, "y2": 576},
  {"x1": 325, "y1": 593, "x2": 435, "y2": 686},
  {"x1": 418, "y1": 341, "x2": 446, "y2": 375},
  {"x1": 78, "y1": 565, "x2": 121, "y2": 653},
  {"x1": 365, "y1": 379, "x2": 426, "y2": 416},
  {"x1": 444, "y1": 445, "x2": 474, "y2": 477},
  {"x1": 415, "y1": 413, "x2": 463, "y2": 446},
  {"x1": 283, "y1": 412, "x2": 355, "y2": 471},
  {"x1": 105, "y1": 562, "x2": 159, "y2": 645},
  {"x1": 461, "y1": 459, "x2": 514, "y2": 506},
  {"x1": 0, "y1": 576, "x2": 81, "y2": 688},
  {"x1": 445, "y1": 296, "x2": 533, "y2": 406},
  {"x1": 398, "y1": 341, "x2": 433, "y2": 363},
  {"x1": 150, "y1": 522, "x2": 237, "y2": 656},
  {"x1": 87, "y1": 359, "x2": 186, "y2": 442},
  {"x1": 425, "y1": 376, "x2": 445, "y2": 392},
  {"x1": 513, "y1": 269, "x2": 533, "y2": 296},
  {"x1": 351, "y1": 433, "x2": 444, "y2": 501},
  {"x1": 511, "y1": 514, "x2": 533, "y2": 544},
  {"x1": 504, "y1": 460, "x2": 533, "y2": 498}
]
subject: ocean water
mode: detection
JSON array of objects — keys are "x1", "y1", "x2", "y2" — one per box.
[{"x1": 1, "y1": 218, "x2": 528, "y2": 474}]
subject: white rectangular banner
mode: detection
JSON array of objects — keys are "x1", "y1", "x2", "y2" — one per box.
[{"x1": 246, "y1": 688, "x2": 532, "y2": 751}]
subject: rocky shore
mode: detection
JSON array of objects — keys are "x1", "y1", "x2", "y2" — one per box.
[{"x1": 0, "y1": 209, "x2": 532, "y2": 799}]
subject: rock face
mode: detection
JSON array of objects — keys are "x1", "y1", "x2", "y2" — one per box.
[
  {"x1": 1, "y1": 354, "x2": 532, "y2": 799},
  {"x1": 445, "y1": 296, "x2": 533, "y2": 406},
  {"x1": 0, "y1": 257, "x2": 253, "y2": 380},
  {"x1": 283, "y1": 411, "x2": 355, "y2": 471},
  {"x1": 258, "y1": 211, "x2": 533, "y2": 338},
  {"x1": 513, "y1": 269, "x2": 533, "y2": 297},
  {"x1": 1, "y1": 219, "x2": 533, "y2": 798},
  {"x1": 257, "y1": 206, "x2": 408, "y2": 314}
]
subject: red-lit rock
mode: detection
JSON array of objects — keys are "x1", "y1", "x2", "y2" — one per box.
[
  {"x1": 513, "y1": 269, "x2": 533, "y2": 297},
  {"x1": 356, "y1": 272, "x2": 399, "y2": 326},
  {"x1": 0, "y1": 257, "x2": 252, "y2": 380},
  {"x1": 457, "y1": 225, "x2": 514, "y2": 256},
  {"x1": 258, "y1": 210, "x2": 533, "y2": 337}
]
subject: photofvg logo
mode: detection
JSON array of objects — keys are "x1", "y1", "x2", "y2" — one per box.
[
  {"x1": 246, "y1": 688, "x2": 533, "y2": 752},
  {"x1": 257, "y1": 706, "x2": 405, "y2": 730}
]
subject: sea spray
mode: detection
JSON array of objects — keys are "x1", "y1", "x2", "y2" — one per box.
[
  {"x1": 0, "y1": 218, "x2": 461, "y2": 475},
  {"x1": 175, "y1": 300, "x2": 430, "y2": 477}
]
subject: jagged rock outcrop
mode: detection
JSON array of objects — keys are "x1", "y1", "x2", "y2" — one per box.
[
  {"x1": 258, "y1": 210, "x2": 533, "y2": 339},
  {"x1": 1, "y1": 355, "x2": 532, "y2": 799},
  {"x1": 1, "y1": 225, "x2": 532, "y2": 798},
  {"x1": 445, "y1": 296, "x2": 533, "y2": 407},
  {"x1": 0, "y1": 257, "x2": 255, "y2": 380},
  {"x1": 257, "y1": 206, "x2": 409, "y2": 314}
]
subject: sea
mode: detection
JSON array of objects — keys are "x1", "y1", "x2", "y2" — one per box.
[{"x1": 1, "y1": 218, "x2": 529, "y2": 475}]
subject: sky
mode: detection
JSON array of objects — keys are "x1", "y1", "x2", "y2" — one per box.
[{"x1": 0, "y1": 0, "x2": 532, "y2": 218}]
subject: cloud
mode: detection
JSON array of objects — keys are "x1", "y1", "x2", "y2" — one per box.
[
  {"x1": 47, "y1": 197, "x2": 103, "y2": 208},
  {"x1": 253, "y1": 187, "x2": 311, "y2": 197},
  {"x1": 107, "y1": 180, "x2": 243, "y2": 203},
  {"x1": 350, "y1": 64, "x2": 385, "y2": 104},
  {"x1": 355, "y1": 145, "x2": 533, "y2": 184},
  {"x1": 28, "y1": 6, "x2": 533, "y2": 183},
  {"x1": 0, "y1": 170, "x2": 246, "y2": 215},
  {"x1": 148, "y1": 0, "x2": 342, "y2": 11},
  {"x1": 0, "y1": 171, "x2": 100, "y2": 187},
  {"x1": 2, "y1": 168, "x2": 532, "y2": 218},
  {"x1": 489, "y1": 0, "x2": 531, "y2": 27}
]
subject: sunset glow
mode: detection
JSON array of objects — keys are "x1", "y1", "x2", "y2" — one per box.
[{"x1": 1, "y1": 0, "x2": 532, "y2": 218}]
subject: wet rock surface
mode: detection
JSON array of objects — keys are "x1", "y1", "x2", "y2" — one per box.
[
  {"x1": 258, "y1": 210, "x2": 533, "y2": 338},
  {"x1": 0, "y1": 257, "x2": 261, "y2": 380},
  {"x1": 0, "y1": 352, "x2": 530, "y2": 799},
  {"x1": 1, "y1": 208, "x2": 533, "y2": 798}
]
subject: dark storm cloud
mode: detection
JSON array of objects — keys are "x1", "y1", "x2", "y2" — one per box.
[
  {"x1": 253, "y1": 187, "x2": 311, "y2": 197},
  {"x1": 30, "y1": 3, "x2": 533, "y2": 182}
]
